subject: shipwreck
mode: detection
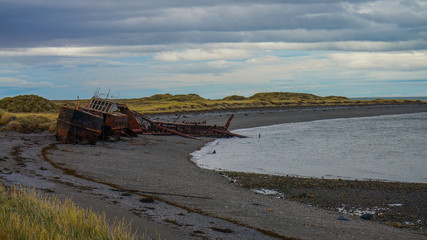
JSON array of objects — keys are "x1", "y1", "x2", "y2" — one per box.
[{"x1": 56, "y1": 96, "x2": 245, "y2": 144}]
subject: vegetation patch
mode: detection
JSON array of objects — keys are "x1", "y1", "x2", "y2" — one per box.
[
  {"x1": 51, "y1": 92, "x2": 425, "y2": 115},
  {"x1": 0, "y1": 184, "x2": 137, "y2": 240},
  {"x1": 0, "y1": 110, "x2": 57, "y2": 133},
  {"x1": 248, "y1": 92, "x2": 324, "y2": 101},
  {"x1": 222, "y1": 95, "x2": 247, "y2": 101},
  {"x1": 0, "y1": 95, "x2": 59, "y2": 113},
  {"x1": 140, "y1": 93, "x2": 205, "y2": 102},
  {"x1": 119, "y1": 92, "x2": 425, "y2": 114}
]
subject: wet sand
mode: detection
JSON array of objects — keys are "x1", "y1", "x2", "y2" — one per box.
[{"x1": 1, "y1": 104, "x2": 426, "y2": 239}]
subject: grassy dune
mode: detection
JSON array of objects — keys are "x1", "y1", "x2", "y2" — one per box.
[
  {"x1": 0, "y1": 95, "x2": 58, "y2": 133},
  {"x1": 0, "y1": 95, "x2": 59, "y2": 113},
  {"x1": 0, "y1": 184, "x2": 136, "y2": 240},
  {"x1": 0, "y1": 92, "x2": 425, "y2": 133},
  {"x1": 115, "y1": 92, "x2": 424, "y2": 114}
]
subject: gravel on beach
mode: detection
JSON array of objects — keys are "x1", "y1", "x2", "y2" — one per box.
[{"x1": 223, "y1": 171, "x2": 426, "y2": 232}]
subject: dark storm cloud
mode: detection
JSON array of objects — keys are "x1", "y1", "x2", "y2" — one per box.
[{"x1": 1, "y1": 0, "x2": 425, "y2": 48}]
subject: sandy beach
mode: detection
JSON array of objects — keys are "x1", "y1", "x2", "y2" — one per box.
[{"x1": 1, "y1": 104, "x2": 426, "y2": 239}]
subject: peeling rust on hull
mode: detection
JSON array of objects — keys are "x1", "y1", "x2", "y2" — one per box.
[{"x1": 56, "y1": 106, "x2": 103, "y2": 144}]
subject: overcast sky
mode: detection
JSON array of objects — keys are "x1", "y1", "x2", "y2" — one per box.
[{"x1": 1, "y1": 0, "x2": 426, "y2": 99}]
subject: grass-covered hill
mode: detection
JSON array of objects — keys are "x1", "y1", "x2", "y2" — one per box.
[
  {"x1": 116, "y1": 92, "x2": 355, "y2": 113},
  {"x1": 119, "y1": 92, "x2": 423, "y2": 114},
  {"x1": 0, "y1": 95, "x2": 59, "y2": 113},
  {"x1": 141, "y1": 93, "x2": 205, "y2": 102},
  {"x1": 0, "y1": 95, "x2": 59, "y2": 132}
]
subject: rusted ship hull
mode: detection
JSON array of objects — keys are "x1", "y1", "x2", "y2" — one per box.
[
  {"x1": 56, "y1": 106, "x2": 103, "y2": 144},
  {"x1": 56, "y1": 96, "x2": 246, "y2": 144}
]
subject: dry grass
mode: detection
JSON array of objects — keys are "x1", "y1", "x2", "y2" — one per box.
[
  {"x1": 0, "y1": 111, "x2": 57, "y2": 133},
  {"x1": 0, "y1": 110, "x2": 15, "y2": 125},
  {"x1": 0, "y1": 184, "x2": 137, "y2": 240}
]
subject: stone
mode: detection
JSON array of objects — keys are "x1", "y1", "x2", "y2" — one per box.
[
  {"x1": 360, "y1": 213, "x2": 374, "y2": 220},
  {"x1": 337, "y1": 215, "x2": 350, "y2": 221}
]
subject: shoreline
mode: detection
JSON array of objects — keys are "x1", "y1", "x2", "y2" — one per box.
[
  {"x1": 151, "y1": 103, "x2": 427, "y2": 131},
  {"x1": 190, "y1": 110, "x2": 427, "y2": 184},
  {"x1": 1, "y1": 103, "x2": 427, "y2": 239}
]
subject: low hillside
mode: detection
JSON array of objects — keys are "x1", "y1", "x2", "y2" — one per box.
[
  {"x1": 52, "y1": 92, "x2": 425, "y2": 114},
  {"x1": 141, "y1": 93, "x2": 205, "y2": 102},
  {"x1": 0, "y1": 95, "x2": 59, "y2": 113},
  {"x1": 248, "y1": 92, "x2": 325, "y2": 101}
]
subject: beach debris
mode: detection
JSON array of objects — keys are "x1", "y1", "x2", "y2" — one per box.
[
  {"x1": 56, "y1": 94, "x2": 246, "y2": 144},
  {"x1": 252, "y1": 188, "x2": 285, "y2": 199}
]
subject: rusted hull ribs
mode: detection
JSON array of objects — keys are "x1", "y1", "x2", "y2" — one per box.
[
  {"x1": 56, "y1": 96, "x2": 246, "y2": 144},
  {"x1": 130, "y1": 110, "x2": 246, "y2": 138},
  {"x1": 149, "y1": 119, "x2": 246, "y2": 138}
]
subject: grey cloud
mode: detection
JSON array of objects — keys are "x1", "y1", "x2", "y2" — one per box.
[
  {"x1": 153, "y1": 61, "x2": 238, "y2": 75},
  {"x1": 0, "y1": 0, "x2": 425, "y2": 48}
]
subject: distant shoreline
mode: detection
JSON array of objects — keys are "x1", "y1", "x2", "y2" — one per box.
[
  {"x1": 159, "y1": 103, "x2": 427, "y2": 131},
  {"x1": 351, "y1": 96, "x2": 427, "y2": 101}
]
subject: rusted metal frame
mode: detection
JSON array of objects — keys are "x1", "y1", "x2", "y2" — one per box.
[
  {"x1": 56, "y1": 115, "x2": 102, "y2": 144},
  {"x1": 141, "y1": 117, "x2": 237, "y2": 137},
  {"x1": 224, "y1": 114, "x2": 234, "y2": 130},
  {"x1": 211, "y1": 129, "x2": 247, "y2": 138},
  {"x1": 118, "y1": 107, "x2": 145, "y2": 133},
  {"x1": 151, "y1": 123, "x2": 199, "y2": 140}
]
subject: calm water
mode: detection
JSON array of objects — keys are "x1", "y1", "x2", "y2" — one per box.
[
  {"x1": 191, "y1": 112, "x2": 427, "y2": 183},
  {"x1": 351, "y1": 96, "x2": 427, "y2": 101}
]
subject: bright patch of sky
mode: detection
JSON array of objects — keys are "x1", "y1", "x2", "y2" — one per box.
[{"x1": 0, "y1": 0, "x2": 426, "y2": 99}]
